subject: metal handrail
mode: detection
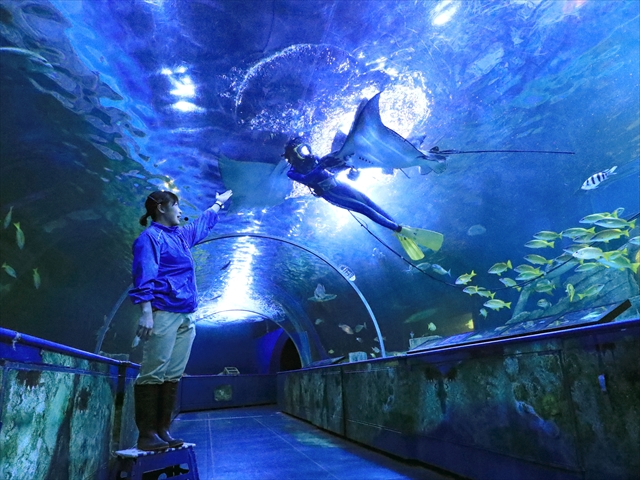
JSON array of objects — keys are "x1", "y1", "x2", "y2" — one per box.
[{"x1": 1, "y1": 327, "x2": 139, "y2": 368}]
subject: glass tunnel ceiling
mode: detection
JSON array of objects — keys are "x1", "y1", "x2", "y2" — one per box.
[{"x1": 0, "y1": 0, "x2": 639, "y2": 362}]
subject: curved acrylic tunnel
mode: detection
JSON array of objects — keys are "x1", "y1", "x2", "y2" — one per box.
[{"x1": 106, "y1": 234, "x2": 385, "y2": 368}]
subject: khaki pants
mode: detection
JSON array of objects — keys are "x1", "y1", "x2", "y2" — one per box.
[{"x1": 136, "y1": 311, "x2": 196, "y2": 385}]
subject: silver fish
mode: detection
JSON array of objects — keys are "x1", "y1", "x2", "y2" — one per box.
[
  {"x1": 525, "y1": 239, "x2": 554, "y2": 249},
  {"x1": 574, "y1": 262, "x2": 603, "y2": 273},
  {"x1": 590, "y1": 229, "x2": 628, "y2": 243},
  {"x1": 579, "y1": 213, "x2": 611, "y2": 224},
  {"x1": 2, "y1": 263, "x2": 17, "y2": 278},
  {"x1": 534, "y1": 279, "x2": 555, "y2": 294},
  {"x1": 33, "y1": 268, "x2": 41, "y2": 289},
  {"x1": 533, "y1": 231, "x2": 562, "y2": 241},
  {"x1": 514, "y1": 264, "x2": 540, "y2": 274},
  {"x1": 488, "y1": 261, "x2": 512, "y2": 276},
  {"x1": 524, "y1": 254, "x2": 553, "y2": 266},
  {"x1": 581, "y1": 166, "x2": 617, "y2": 190},
  {"x1": 515, "y1": 271, "x2": 542, "y2": 281},
  {"x1": 577, "y1": 284, "x2": 604, "y2": 300},
  {"x1": 594, "y1": 218, "x2": 635, "y2": 229},
  {"x1": 499, "y1": 277, "x2": 521, "y2": 291},
  {"x1": 483, "y1": 299, "x2": 511, "y2": 311},
  {"x1": 572, "y1": 247, "x2": 604, "y2": 260},
  {"x1": 562, "y1": 227, "x2": 595, "y2": 239},
  {"x1": 431, "y1": 264, "x2": 451, "y2": 276},
  {"x1": 338, "y1": 324, "x2": 354, "y2": 334},
  {"x1": 3, "y1": 206, "x2": 13, "y2": 229},
  {"x1": 455, "y1": 270, "x2": 476, "y2": 285},
  {"x1": 566, "y1": 283, "x2": 575, "y2": 302},
  {"x1": 598, "y1": 255, "x2": 638, "y2": 272},
  {"x1": 14, "y1": 223, "x2": 25, "y2": 250}
]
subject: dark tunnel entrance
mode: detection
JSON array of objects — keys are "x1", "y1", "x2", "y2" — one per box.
[{"x1": 279, "y1": 338, "x2": 302, "y2": 371}]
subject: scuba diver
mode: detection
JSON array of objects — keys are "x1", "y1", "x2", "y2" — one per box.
[{"x1": 283, "y1": 137, "x2": 444, "y2": 260}]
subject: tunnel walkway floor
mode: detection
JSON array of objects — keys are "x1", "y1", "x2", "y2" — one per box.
[{"x1": 171, "y1": 405, "x2": 457, "y2": 480}]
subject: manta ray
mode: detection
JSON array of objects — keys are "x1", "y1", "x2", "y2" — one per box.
[
  {"x1": 329, "y1": 93, "x2": 574, "y2": 177},
  {"x1": 217, "y1": 155, "x2": 292, "y2": 211},
  {"x1": 331, "y1": 93, "x2": 447, "y2": 175}
]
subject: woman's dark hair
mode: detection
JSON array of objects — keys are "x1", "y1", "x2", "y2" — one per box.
[{"x1": 139, "y1": 190, "x2": 179, "y2": 226}]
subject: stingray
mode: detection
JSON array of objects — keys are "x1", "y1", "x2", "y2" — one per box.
[
  {"x1": 331, "y1": 93, "x2": 447, "y2": 175},
  {"x1": 331, "y1": 92, "x2": 574, "y2": 176},
  {"x1": 217, "y1": 155, "x2": 292, "y2": 211}
]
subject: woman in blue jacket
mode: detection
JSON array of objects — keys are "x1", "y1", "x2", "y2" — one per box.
[{"x1": 129, "y1": 188, "x2": 232, "y2": 451}]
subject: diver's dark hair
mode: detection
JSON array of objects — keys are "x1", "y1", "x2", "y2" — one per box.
[
  {"x1": 283, "y1": 136, "x2": 306, "y2": 162},
  {"x1": 284, "y1": 136, "x2": 318, "y2": 174},
  {"x1": 139, "y1": 190, "x2": 179, "y2": 226}
]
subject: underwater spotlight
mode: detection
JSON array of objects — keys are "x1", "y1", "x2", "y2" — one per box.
[
  {"x1": 172, "y1": 101, "x2": 204, "y2": 113},
  {"x1": 432, "y1": 0, "x2": 458, "y2": 26}
]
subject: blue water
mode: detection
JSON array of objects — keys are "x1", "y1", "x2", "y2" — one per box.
[{"x1": 0, "y1": 0, "x2": 638, "y2": 362}]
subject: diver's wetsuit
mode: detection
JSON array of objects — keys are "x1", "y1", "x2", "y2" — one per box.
[{"x1": 286, "y1": 156, "x2": 401, "y2": 232}]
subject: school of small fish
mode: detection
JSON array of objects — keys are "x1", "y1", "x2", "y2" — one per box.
[
  {"x1": 447, "y1": 206, "x2": 638, "y2": 324},
  {"x1": 2, "y1": 207, "x2": 42, "y2": 290}
]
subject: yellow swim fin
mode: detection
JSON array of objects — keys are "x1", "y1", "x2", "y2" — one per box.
[
  {"x1": 393, "y1": 232, "x2": 425, "y2": 261},
  {"x1": 400, "y1": 226, "x2": 444, "y2": 252}
]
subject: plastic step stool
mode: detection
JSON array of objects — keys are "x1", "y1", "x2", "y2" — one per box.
[{"x1": 113, "y1": 443, "x2": 199, "y2": 480}]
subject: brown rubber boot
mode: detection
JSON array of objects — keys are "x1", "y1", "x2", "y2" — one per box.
[
  {"x1": 157, "y1": 381, "x2": 184, "y2": 448},
  {"x1": 134, "y1": 384, "x2": 169, "y2": 451}
]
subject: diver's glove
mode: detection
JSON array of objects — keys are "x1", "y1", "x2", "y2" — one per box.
[{"x1": 319, "y1": 154, "x2": 346, "y2": 170}]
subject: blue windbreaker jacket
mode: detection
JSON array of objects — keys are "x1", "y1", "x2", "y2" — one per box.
[{"x1": 129, "y1": 208, "x2": 218, "y2": 313}]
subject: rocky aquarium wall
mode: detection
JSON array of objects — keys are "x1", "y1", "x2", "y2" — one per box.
[
  {"x1": 0, "y1": 328, "x2": 138, "y2": 480},
  {"x1": 278, "y1": 308, "x2": 640, "y2": 480}
]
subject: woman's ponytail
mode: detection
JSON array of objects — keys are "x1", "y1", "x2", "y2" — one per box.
[
  {"x1": 138, "y1": 190, "x2": 179, "y2": 227},
  {"x1": 139, "y1": 212, "x2": 151, "y2": 226}
]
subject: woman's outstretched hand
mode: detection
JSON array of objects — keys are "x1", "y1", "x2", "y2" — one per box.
[{"x1": 216, "y1": 190, "x2": 233, "y2": 205}]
